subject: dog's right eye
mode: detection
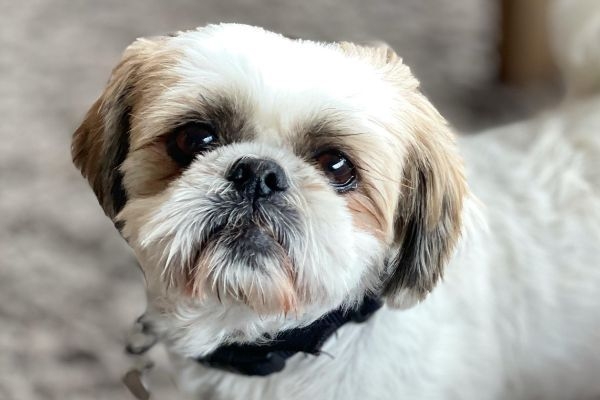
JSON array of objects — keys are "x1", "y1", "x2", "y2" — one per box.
[
  {"x1": 166, "y1": 122, "x2": 218, "y2": 166},
  {"x1": 314, "y1": 150, "x2": 357, "y2": 193}
]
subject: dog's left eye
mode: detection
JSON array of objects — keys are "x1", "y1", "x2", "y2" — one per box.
[
  {"x1": 314, "y1": 150, "x2": 357, "y2": 192},
  {"x1": 167, "y1": 122, "x2": 218, "y2": 166}
]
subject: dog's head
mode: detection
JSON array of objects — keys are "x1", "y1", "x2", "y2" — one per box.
[{"x1": 72, "y1": 24, "x2": 467, "y2": 354}]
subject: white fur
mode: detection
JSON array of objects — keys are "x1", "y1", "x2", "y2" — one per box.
[
  {"x1": 165, "y1": 146, "x2": 600, "y2": 399},
  {"x1": 118, "y1": 25, "x2": 402, "y2": 360},
  {"x1": 115, "y1": 15, "x2": 600, "y2": 399},
  {"x1": 162, "y1": 101, "x2": 600, "y2": 400},
  {"x1": 122, "y1": 141, "x2": 382, "y2": 357}
]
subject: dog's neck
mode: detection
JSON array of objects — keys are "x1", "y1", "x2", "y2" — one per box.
[{"x1": 194, "y1": 295, "x2": 383, "y2": 376}]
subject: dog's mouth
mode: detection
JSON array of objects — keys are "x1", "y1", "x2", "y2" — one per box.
[
  {"x1": 199, "y1": 201, "x2": 293, "y2": 254},
  {"x1": 200, "y1": 220, "x2": 288, "y2": 264},
  {"x1": 180, "y1": 200, "x2": 301, "y2": 311},
  {"x1": 222, "y1": 224, "x2": 284, "y2": 257},
  {"x1": 197, "y1": 194, "x2": 297, "y2": 252}
]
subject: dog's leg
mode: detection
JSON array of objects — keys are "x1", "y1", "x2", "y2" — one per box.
[{"x1": 123, "y1": 314, "x2": 158, "y2": 400}]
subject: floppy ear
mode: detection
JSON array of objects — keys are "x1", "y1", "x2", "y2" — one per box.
[
  {"x1": 383, "y1": 116, "x2": 467, "y2": 308},
  {"x1": 72, "y1": 38, "x2": 169, "y2": 220},
  {"x1": 380, "y1": 49, "x2": 467, "y2": 308},
  {"x1": 339, "y1": 41, "x2": 468, "y2": 308}
]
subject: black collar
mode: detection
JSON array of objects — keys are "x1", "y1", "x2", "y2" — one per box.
[{"x1": 195, "y1": 295, "x2": 383, "y2": 376}]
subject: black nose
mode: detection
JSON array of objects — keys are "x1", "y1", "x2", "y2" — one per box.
[{"x1": 226, "y1": 158, "x2": 289, "y2": 199}]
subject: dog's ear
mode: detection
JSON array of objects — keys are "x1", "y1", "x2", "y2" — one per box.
[
  {"x1": 339, "y1": 41, "x2": 468, "y2": 308},
  {"x1": 384, "y1": 118, "x2": 467, "y2": 308},
  {"x1": 382, "y1": 49, "x2": 467, "y2": 309},
  {"x1": 72, "y1": 38, "x2": 168, "y2": 219},
  {"x1": 72, "y1": 42, "x2": 141, "y2": 219}
]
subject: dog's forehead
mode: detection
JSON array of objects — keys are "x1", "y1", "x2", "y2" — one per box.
[{"x1": 164, "y1": 24, "x2": 397, "y2": 133}]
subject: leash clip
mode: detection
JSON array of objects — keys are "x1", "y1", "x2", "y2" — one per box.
[{"x1": 122, "y1": 355, "x2": 154, "y2": 400}]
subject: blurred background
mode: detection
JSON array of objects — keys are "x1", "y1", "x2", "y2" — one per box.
[{"x1": 0, "y1": 1, "x2": 569, "y2": 399}]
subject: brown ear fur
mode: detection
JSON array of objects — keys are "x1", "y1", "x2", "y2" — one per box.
[
  {"x1": 339, "y1": 41, "x2": 468, "y2": 308},
  {"x1": 384, "y1": 111, "x2": 467, "y2": 308},
  {"x1": 72, "y1": 96, "x2": 131, "y2": 219},
  {"x1": 71, "y1": 38, "x2": 169, "y2": 219}
]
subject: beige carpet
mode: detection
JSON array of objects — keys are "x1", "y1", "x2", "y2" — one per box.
[{"x1": 0, "y1": 1, "x2": 545, "y2": 399}]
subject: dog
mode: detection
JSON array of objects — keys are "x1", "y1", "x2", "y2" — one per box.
[{"x1": 71, "y1": 22, "x2": 600, "y2": 399}]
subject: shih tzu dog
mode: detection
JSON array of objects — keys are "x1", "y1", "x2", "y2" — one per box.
[{"x1": 72, "y1": 23, "x2": 600, "y2": 399}]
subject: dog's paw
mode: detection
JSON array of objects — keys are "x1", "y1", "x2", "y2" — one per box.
[{"x1": 126, "y1": 315, "x2": 158, "y2": 355}]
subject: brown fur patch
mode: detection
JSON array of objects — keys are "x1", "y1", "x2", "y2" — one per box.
[
  {"x1": 346, "y1": 192, "x2": 387, "y2": 241},
  {"x1": 72, "y1": 37, "x2": 181, "y2": 218}
]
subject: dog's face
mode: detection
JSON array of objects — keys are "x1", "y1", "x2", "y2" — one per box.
[{"x1": 73, "y1": 24, "x2": 467, "y2": 354}]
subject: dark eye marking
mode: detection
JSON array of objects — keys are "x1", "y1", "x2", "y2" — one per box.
[
  {"x1": 166, "y1": 122, "x2": 218, "y2": 166},
  {"x1": 314, "y1": 149, "x2": 357, "y2": 193}
]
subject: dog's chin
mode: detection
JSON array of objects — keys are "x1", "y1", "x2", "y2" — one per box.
[{"x1": 185, "y1": 223, "x2": 299, "y2": 315}]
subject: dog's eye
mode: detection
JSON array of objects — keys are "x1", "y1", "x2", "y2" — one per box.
[
  {"x1": 167, "y1": 122, "x2": 218, "y2": 166},
  {"x1": 315, "y1": 150, "x2": 357, "y2": 192}
]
